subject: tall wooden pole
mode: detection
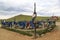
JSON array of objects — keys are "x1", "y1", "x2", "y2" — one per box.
[{"x1": 34, "y1": 2, "x2": 37, "y2": 39}]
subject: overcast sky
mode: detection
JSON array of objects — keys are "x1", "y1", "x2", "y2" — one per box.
[{"x1": 0, "y1": 0, "x2": 60, "y2": 19}]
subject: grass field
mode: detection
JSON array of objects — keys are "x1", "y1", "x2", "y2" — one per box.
[
  {"x1": 0, "y1": 15, "x2": 60, "y2": 22},
  {"x1": 6, "y1": 15, "x2": 50, "y2": 21}
]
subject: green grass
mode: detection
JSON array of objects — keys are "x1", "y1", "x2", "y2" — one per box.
[
  {"x1": 6, "y1": 15, "x2": 60, "y2": 22},
  {"x1": 0, "y1": 15, "x2": 60, "y2": 22},
  {"x1": 6, "y1": 15, "x2": 50, "y2": 22}
]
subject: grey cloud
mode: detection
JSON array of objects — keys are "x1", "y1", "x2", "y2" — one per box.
[
  {"x1": 0, "y1": 1, "x2": 32, "y2": 12},
  {"x1": 37, "y1": 11, "x2": 52, "y2": 16},
  {"x1": 0, "y1": 1, "x2": 33, "y2": 17},
  {"x1": 0, "y1": 11, "x2": 17, "y2": 15}
]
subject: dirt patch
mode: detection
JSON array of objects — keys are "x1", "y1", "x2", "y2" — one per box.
[
  {"x1": 37, "y1": 29, "x2": 60, "y2": 40},
  {"x1": 0, "y1": 28, "x2": 33, "y2": 40}
]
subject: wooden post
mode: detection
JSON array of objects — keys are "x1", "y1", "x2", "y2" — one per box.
[{"x1": 34, "y1": 2, "x2": 37, "y2": 39}]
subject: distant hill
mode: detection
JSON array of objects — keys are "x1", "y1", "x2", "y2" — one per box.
[
  {"x1": 0, "y1": 15, "x2": 60, "y2": 22},
  {"x1": 6, "y1": 15, "x2": 50, "y2": 21}
]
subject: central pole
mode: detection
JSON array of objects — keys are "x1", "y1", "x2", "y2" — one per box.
[{"x1": 34, "y1": 2, "x2": 37, "y2": 39}]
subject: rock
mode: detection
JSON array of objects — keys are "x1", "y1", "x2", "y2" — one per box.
[{"x1": 41, "y1": 34, "x2": 45, "y2": 37}]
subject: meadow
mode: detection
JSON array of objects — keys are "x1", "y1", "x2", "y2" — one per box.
[{"x1": 6, "y1": 15, "x2": 50, "y2": 21}]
